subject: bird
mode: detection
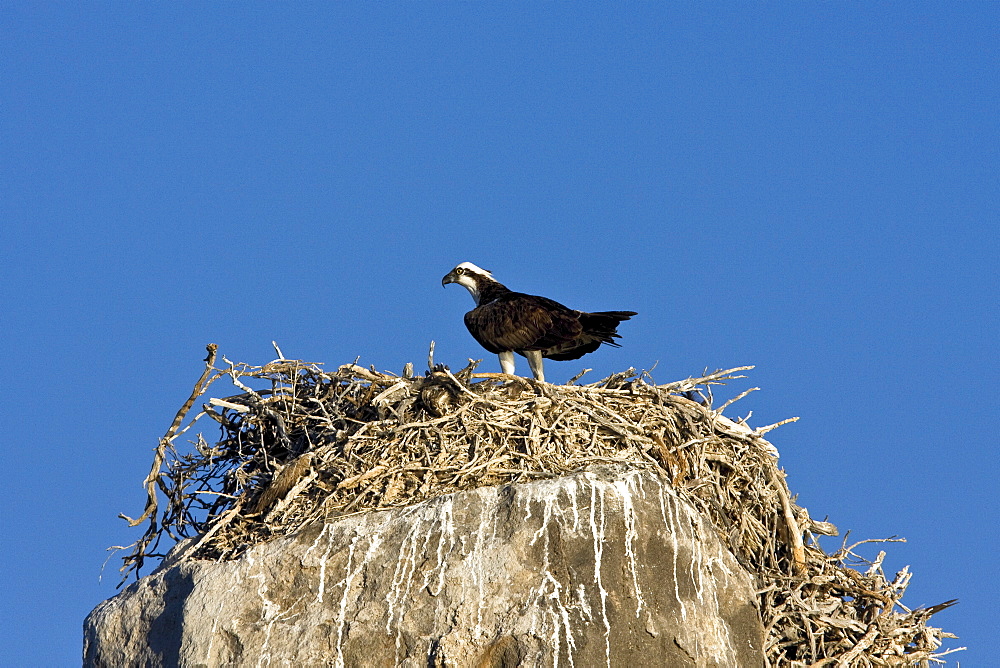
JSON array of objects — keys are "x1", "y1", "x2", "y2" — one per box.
[{"x1": 441, "y1": 262, "x2": 636, "y2": 382}]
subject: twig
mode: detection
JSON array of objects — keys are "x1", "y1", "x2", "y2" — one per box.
[
  {"x1": 718, "y1": 387, "x2": 759, "y2": 413},
  {"x1": 121, "y1": 344, "x2": 218, "y2": 528}
]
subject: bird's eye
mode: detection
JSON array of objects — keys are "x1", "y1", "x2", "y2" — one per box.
[{"x1": 456, "y1": 267, "x2": 465, "y2": 275}]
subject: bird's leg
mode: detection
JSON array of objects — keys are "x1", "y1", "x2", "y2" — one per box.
[
  {"x1": 525, "y1": 350, "x2": 545, "y2": 383},
  {"x1": 498, "y1": 351, "x2": 516, "y2": 375}
]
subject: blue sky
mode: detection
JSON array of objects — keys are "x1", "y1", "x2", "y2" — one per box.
[{"x1": 2, "y1": 3, "x2": 997, "y2": 664}]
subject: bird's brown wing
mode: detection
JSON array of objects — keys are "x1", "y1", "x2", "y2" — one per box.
[{"x1": 464, "y1": 295, "x2": 583, "y2": 354}]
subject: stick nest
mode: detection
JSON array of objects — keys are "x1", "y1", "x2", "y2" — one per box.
[{"x1": 117, "y1": 344, "x2": 959, "y2": 667}]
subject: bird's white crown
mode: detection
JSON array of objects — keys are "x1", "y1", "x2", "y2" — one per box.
[{"x1": 454, "y1": 261, "x2": 492, "y2": 277}]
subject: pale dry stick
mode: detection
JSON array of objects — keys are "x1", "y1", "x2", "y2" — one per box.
[
  {"x1": 799, "y1": 609, "x2": 819, "y2": 663},
  {"x1": 373, "y1": 380, "x2": 410, "y2": 405},
  {"x1": 552, "y1": 384, "x2": 644, "y2": 396},
  {"x1": 186, "y1": 502, "x2": 244, "y2": 557},
  {"x1": 656, "y1": 365, "x2": 755, "y2": 393},
  {"x1": 842, "y1": 536, "x2": 906, "y2": 555},
  {"x1": 865, "y1": 550, "x2": 888, "y2": 576},
  {"x1": 439, "y1": 368, "x2": 484, "y2": 400},
  {"x1": 587, "y1": 367, "x2": 637, "y2": 388},
  {"x1": 834, "y1": 624, "x2": 880, "y2": 668},
  {"x1": 337, "y1": 364, "x2": 396, "y2": 383},
  {"x1": 929, "y1": 646, "x2": 968, "y2": 663},
  {"x1": 756, "y1": 416, "x2": 800, "y2": 436},
  {"x1": 190, "y1": 491, "x2": 239, "y2": 499},
  {"x1": 470, "y1": 372, "x2": 516, "y2": 380},
  {"x1": 762, "y1": 461, "x2": 807, "y2": 575},
  {"x1": 338, "y1": 465, "x2": 390, "y2": 490},
  {"x1": 718, "y1": 386, "x2": 760, "y2": 413},
  {"x1": 208, "y1": 398, "x2": 251, "y2": 413}
]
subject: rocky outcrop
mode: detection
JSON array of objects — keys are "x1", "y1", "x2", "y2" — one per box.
[{"x1": 85, "y1": 467, "x2": 764, "y2": 667}]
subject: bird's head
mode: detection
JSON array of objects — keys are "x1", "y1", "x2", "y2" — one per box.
[{"x1": 442, "y1": 262, "x2": 494, "y2": 305}]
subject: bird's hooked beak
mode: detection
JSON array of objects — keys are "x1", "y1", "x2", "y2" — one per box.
[{"x1": 441, "y1": 269, "x2": 458, "y2": 287}]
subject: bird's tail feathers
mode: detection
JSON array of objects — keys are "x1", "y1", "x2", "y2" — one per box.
[
  {"x1": 578, "y1": 310, "x2": 636, "y2": 346},
  {"x1": 589, "y1": 310, "x2": 637, "y2": 321}
]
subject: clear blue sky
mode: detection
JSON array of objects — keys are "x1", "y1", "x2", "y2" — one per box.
[{"x1": 3, "y1": 3, "x2": 996, "y2": 664}]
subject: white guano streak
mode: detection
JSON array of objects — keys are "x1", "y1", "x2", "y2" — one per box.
[
  {"x1": 526, "y1": 483, "x2": 579, "y2": 668},
  {"x1": 611, "y1": 476, "x2": 646, "y2": 618},
  {"x1": 333, "y1": 525, "x2": 384, "y2": 668},
  {"x1": 587, "y1": 476, "x2": 611, "y2": 668}
]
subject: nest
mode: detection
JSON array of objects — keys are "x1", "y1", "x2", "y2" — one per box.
[{"x1": 117, "y1": 344, "x2": 960, "y2": 667}]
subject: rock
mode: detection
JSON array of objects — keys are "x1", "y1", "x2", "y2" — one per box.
[{"x1": 85, "y1": 467, "x2": 764, "y2": 667}]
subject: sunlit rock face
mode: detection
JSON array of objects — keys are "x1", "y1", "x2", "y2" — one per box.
[{"x1": 85, "y1": 467, "x2": 764, "y2": 667}]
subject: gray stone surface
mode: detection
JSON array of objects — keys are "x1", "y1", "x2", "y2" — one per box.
[{"x1": 85, "y1": 467, "x2": 764, "y2": 667}]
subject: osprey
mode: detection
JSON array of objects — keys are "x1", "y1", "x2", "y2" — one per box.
[{"x1": 442, "y1": 262, "x2": 636, "y2": 382}]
